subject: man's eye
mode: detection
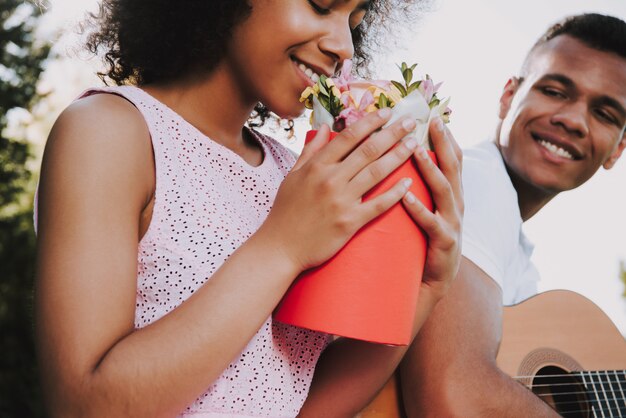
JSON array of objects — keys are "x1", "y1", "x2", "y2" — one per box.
[
  {"x1": 308, "y1": 0, "x2": 331, "y2": 15},
  {"x1": 595, "y1": 108, "x2": 619, "y2": 125},
  {"x1": 541, "y1": 87, "x2": 565, "y2": 98}
]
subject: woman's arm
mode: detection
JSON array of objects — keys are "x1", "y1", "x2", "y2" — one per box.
[{"x1": 35, "y1": 98, "x2": 419, "y2": 418}]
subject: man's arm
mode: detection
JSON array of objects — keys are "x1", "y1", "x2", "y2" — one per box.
[{"x1": 399, "y1": 257, "x2": 559, "y2": 417}]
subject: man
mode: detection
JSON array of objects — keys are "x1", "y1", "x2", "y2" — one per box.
[{"x1": 400, "y1": 13, "x2": 626, "y2": 417}]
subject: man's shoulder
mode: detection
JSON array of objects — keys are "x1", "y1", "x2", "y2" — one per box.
[
  {"x1": 460, "y1": 141, "x2": 529, "y2": 294},
  {"x1": 462, "y1": 141, "x2": 518, "y2": 213}
]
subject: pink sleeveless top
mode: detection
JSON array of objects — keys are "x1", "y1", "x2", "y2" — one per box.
[{"x1": 80, "y1": 86, "x2": 332, "y2": 417}]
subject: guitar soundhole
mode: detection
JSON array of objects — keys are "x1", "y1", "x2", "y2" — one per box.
[{"x1": 532, "y1": 366, "x2": 590, "y2": 418}]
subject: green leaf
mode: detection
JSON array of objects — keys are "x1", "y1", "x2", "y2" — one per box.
[
  {"x1": 318, "y1": 82, "x2": 329, "y2": 97},
  {"x1": 391, "y1": 80, "x2": 407, "y2": 97},
  {"x1": 378, "y1": 93, "x2": 391, "y2": 109},
  {"x1": 407, "y1": 80, "x2": 422, "y2": 94},
  {"x1": 319, "y1": 95, "x2": 330, "y2": 110},
  {"x1": 403, "y1": 68, "x2": 413, "y2": 85}
]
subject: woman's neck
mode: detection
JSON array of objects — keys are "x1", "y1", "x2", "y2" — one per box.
[{"x1": 143, "y1": 68, "x2": 263, "y2": 164}]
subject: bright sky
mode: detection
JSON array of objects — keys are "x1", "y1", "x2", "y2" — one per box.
[{"x1": 37, "y1": 0, "x2": 626, "y2": 335}]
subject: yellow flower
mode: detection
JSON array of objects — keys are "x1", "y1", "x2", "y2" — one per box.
[
  {"x1": 300, "y1": 86, "x2": 316, "y2": 101},
  {"x1": 300, "y1": 86, "x2": 317, "y2": 109}
]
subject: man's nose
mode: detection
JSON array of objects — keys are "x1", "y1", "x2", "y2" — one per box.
[{"x1": 551, "y1": 100, "x2": 590, "y2": 138}]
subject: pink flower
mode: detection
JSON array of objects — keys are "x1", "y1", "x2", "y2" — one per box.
[
  {"x1": 337, "y1": 88, "x2": 377, "y2": 129},
  {"x1": 337, "y1": 107, "x2": 367, "y2": 128},
  {"x1": 334, "y1": 59, "x2": 355, "y2": 92}
]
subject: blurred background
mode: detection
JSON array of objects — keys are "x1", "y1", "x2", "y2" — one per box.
[{"x1": 1, "y1": 0, "x2": 625, "y2": 415}]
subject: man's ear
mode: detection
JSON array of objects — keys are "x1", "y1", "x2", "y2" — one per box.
[
  {"x1": 603, "y1": 134, "x2": 626, "y2": 170},
  {"x1": 498, "y1": 77, "x2": 520, "y2": 119}
]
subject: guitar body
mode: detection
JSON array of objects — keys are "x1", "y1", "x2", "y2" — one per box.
[
  {"x1": 497, "y1": 290, "x2": 626, "y2": 417},
  {"x1": 497, "y1": 289, "x2": 626, "y2": 373},
  {"x1": 358, "y1": 290, "x2": 626, "y2": 417}
]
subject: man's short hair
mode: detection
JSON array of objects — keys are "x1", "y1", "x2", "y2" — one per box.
[{"x1": 521, "y1": 13, "x2": 626, "y2": 75}]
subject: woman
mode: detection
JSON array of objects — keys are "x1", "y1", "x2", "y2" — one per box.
[{"x1": 34, "y1": 1, "x2": 463, "y2": 416}]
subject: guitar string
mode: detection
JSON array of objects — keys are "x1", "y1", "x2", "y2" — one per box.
[
  {"x1": 529, "y1": 389, "x2": 625, "y2": 402},
  {"x1": 533, "y1": 392, "x2": 626, "y2": 415},
  {"x1": 516, "y1": 381, "x2": 626, "y2": 392},
  {"x1": 560, "y1": 407, "x2": 626, "y2": 417},
  {"x1": 513, "y1": 371, "x2": 626, "y2": 380},
  {"x1": 533, "y1": 394, "x2": 625, "y2": 405},
  {"x1": 518, "y1": 383, "x2": 626, "y2": 406},
  {"x1": 514, "y1": 375, "x2": 626, "y2": 417}
]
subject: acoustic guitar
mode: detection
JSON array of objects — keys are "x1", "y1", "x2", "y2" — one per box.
[{"x1": 357, "y1": 290, "x2": 626, "y2": 417}]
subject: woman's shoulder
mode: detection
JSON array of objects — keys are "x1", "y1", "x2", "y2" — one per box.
[
  {"x1": 60, "y1": 88, "x2": 146, "y2": 132},
  {"x1": 42, "y1": 88, "x2": 155, "y2": 202},
  {"x1": 49, "y1": 89, "x2": 151, "y2": 157}
]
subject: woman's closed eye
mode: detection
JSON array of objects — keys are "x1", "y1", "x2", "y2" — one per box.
[{"x1": 308, "y1": 0, "x2": 331, "y2": 15}]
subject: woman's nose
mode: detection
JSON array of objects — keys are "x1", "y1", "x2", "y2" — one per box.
[{"x1": 318, "y1": 15, "x2": 355, "y2": 64}]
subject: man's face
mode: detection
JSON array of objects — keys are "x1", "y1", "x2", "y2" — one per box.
[{"x1": 497, "y1": 35, "x2": 626, "y2": 194}]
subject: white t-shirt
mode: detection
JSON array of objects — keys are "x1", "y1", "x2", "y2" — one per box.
[{"x1": 461, "y1": 141, "x2": 540, "y2": 306}]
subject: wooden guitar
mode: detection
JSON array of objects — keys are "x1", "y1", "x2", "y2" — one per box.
[{"x1": 357, "y1": 290, "x2": 626, "y2": 417}]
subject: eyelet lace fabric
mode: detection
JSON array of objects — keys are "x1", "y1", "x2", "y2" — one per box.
[{"x1": 81, "y1": 86, "x2": 332, "y2": 417}]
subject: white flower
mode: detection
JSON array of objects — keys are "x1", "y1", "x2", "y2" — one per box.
[
  {"x1": 382, "y1": 90, "x2": 430, "y2": 146},
  {"x1": 311, "y1": 95, "x2": 335, "y2": 130}
]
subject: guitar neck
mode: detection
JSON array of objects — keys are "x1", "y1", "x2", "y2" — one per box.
[{"x1": 576, "y1": 370, "x2": 626, "y2": 417}]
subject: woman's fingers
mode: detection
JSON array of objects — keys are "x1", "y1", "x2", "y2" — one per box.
[
  {"x1": 412, "y1": 144, "x2": 459, "y2": 218},
  {"x1": 428, "y1": 118, "x2": 463, "y2": 209},
  {"x1": 401, "y1": 190, "x2": 443, "y2": 240},
  {"x1": 339, "y1": 117, "x2": 416, "y2": 183},
  {"x1": 292, "y1": 124, "x2": 331, "y2": 171},
  {"x1": 348, "y1": 135, "x2": 418, "y2": 198},
  {"x1": 359, "y1": 176, "x2": 414, "y2": 225},
  {"x1": 317, "y1": 107, "x2": 393, "y2": 163}
]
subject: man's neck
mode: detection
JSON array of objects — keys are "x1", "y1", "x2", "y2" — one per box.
[{"x1": 503, "y1": 163, "x2": 556, "y2": 222}]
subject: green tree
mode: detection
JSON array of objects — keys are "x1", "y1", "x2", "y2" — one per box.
[{"x1": 0, "y1": 1, "x2": 51, "y2": 416}]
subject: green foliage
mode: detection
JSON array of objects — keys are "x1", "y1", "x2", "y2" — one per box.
[
  {"x1": 317, "y1": 75, "x2": 344, "y2": 116},
  {"x1": 0, "y1": 0, "x2": 51, "y2": 416},
  {"x1": 393, "y1": 62, "x2": 422, "y2": 97},
  {"x1": 617, "y1": 261, "x2": 626, "y2": 325}
]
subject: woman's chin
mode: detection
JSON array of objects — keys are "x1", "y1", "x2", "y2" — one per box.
[{"x1": 266, "y1": 100, "x2": 306, "y2": 120}]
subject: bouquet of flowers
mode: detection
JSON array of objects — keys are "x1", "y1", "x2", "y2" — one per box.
[
  {"x1": 274, "y1": 60, "x2": 451, "y2": 346},
  {"x1": 299, "y1": 59, "x2": 450, "y2": 148}
]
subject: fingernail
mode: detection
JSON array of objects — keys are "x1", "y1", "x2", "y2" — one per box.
[
  {"x1": 416, "y1": 144, "x2": 429, "y2": 160},
  {"x1": 405, "y1": 191, "x2": 416, "y2": 204},
  {"x1": 402, "y1": 178, "x2": 413, "y2": 189},
  {"x1": 404, "y1": 137, "x2": 418, "y2": 150},
  {"x1": 378, "y1": 107, "x2": 391, "y2": 118},
  {"x1": 402, "y1": 118, "x2": 416, "y2": 131},
  {"x1": 436, "y1": 117, "x2": 445, "y2": 133}
]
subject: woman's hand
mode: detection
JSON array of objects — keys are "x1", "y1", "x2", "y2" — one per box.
[
  {"x1": 259, "y1": 108, "x2": 420, "y2": 273},
  {"x1": 403, "y1": 117, "x2": 464, "y2": 301}
]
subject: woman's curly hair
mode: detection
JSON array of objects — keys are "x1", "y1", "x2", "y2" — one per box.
[{"x1": 86, "y1": 0, "x2": 427, "y2": 123}]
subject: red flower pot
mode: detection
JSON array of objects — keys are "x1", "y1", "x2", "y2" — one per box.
[{"x1": 274, "y1": 130, "x2": 436, "y2": 345}]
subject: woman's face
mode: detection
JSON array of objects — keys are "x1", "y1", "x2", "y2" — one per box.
[{"x1": 224, "y1": 0, "x2": 370, "y2": 118}]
